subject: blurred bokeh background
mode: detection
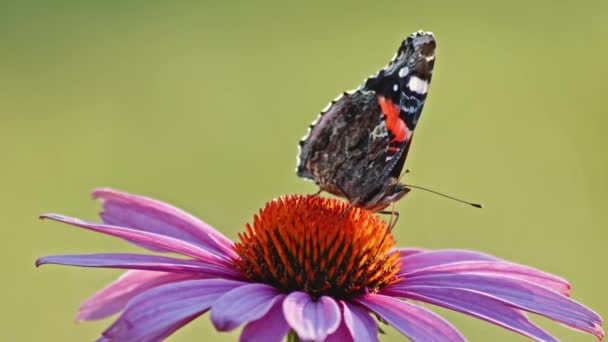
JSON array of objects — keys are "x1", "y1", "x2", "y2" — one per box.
[{"x1": 2, "y1": 0, "x2": 606, "y2": 341}]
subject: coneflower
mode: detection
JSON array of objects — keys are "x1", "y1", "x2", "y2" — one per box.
[{"x1": 37, "y1": 189, "x2": 602, "y2": 341}]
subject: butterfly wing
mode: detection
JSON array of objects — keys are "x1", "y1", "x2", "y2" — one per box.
[
  {"x1": 297, "y1": 91, "x2": 389, "y2": 200},
  {"x1": 362, "y1": 31, "x2": 436, "y2": 179},
  {"x1": 296, "y1": 31, "x2": 436, "y2": 211}
]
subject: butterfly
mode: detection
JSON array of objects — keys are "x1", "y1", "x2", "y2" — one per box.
[{"x1": 297, "y1": 31, "x2": 436, "y2": 212}]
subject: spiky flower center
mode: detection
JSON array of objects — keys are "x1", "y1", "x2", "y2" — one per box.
[{"x1": 233, "y1": 195, "x2": 400, "y2": 299}]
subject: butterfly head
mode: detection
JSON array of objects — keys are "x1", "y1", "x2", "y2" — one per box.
[{"x1": 360, "y1": 178, "x2": 411, "y2": 212}]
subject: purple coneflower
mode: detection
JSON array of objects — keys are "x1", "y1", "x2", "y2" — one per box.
[{"x1": 37, "y1": 189, "x2": 603, "y2": 341}]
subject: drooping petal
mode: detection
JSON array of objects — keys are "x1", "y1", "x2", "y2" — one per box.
[
  {"x1": 36, "y1": 253, "x2": 242, "y2": 279},
  {"x1": 395, "y1": 273, "x2": 604, "y2": 339},
  {"x1": 401, "y1": 260, "x2": 570, "y2": 295},
  {"x1": 93, "y1": 188, "x2": 236, "y2": 259},
  {"x1": 78, "y1": 270, "x2": 199, "y2": 321},
  {"x1": 102, "y1": 279, "x2": 246, "y2": 341},
  {"x1": 129, "y1": 314, "x2": 201, "y2": 342},
  {"x1": 383, "y1": 286, "x2": 558, "y2": 341},
  {"x1": 40, "y1": 214, "x2": 228, "y2": 265},
  {"x1": 324, "y1": 302, "x2": 379, "y2": 342},
  {"x1": 211, "y1": 284, "x2": 283, "y2": 331},
  {"x1": 341, "y1": 301, "x2": 379, "y2": 342},
  {"x1": 398, "y1": 249, "x2": 499, "y2": 275},
  {"x1": 325, "y1": 315, "x2": 353, "y2": 342},
  {"x1": 283, "y1": 292, "x2": 341, "y2": 341},
  {"x1": 355, "y1": 294, "x2": 465, "y2": 342},
  {"x1": 240, "y1": 296, "x2": 290, "y2": 342}
]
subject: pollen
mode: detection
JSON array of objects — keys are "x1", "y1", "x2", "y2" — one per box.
[{"x1": 233, "y1": 195, "x2": 400, "y2": 299}]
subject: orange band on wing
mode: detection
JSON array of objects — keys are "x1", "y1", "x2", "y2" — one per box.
[{"x1": 378, "y1": 96, "x2": 408, "y2": 144}]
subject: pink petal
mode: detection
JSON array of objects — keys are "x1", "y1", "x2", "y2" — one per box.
[
  {"x1": 211, "y1": 284, "x2": 283, "y2": 331},
  {"x1": 283, "y1": 292, "x2": 341, "y2": 341},
  {"x1": 103, "y1": 279, "x2": 246, "y2": 340},
  {"x1": 128, "y1": 315, "x2": 200, "y2": 342},
  {"x1": 93, "y1": 188, "x2": 236, "y2": 259},
  {"x1": 325, "y1": 315, "x2": 353, "y2": 342},
  {"x1": 40, "y1": 214, "x2": 228, "y2": 266},
  {"x1": 355, "y1": 294, "x2": 465, "y2": 342},
  {"x1": 36, "y1": 253, "x2": 242, "y2": 279},
  {"x1": 240, "y1": 296, "x2": 290, "y2": 342},
  {"x1": 394, "y1": 273, "x2": 604, "y2": 339},
  {"x1": 402, "y1": 260, "x2": 570, "y2": 295},
  {"x1": 383, "y1": 286, "x2": 558, "y2": 341},
  {"x1": 341, "y1": 301, "x2": 379, "y2": 342},
  {"x1": 78, "y1": 270, "x2": 199, "y2": 321},
  {"x1": 398, "y1": 249, "x2": 499, "y2": 275},
  {"x1": 393, "y1": 247, "x2": 426, "y2": 258}
]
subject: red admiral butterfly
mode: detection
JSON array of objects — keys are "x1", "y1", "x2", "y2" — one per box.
[{"x1": 297, "y1": 31, "x2": 436, "y2": 212}]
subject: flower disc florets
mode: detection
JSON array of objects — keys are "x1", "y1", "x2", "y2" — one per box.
[{"x1": 234, "y1": 195, "x2": 400, "y2": 299}]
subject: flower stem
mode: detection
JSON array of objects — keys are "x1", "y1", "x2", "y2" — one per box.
[{"x1": 287, "y1": 330, "x2": 300, "y2": 342}]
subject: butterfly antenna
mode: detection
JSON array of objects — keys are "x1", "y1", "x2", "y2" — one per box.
[
  {"x1": 397, "y1": 168, "x2": 411, "y2": 182},
  {"x1": 404, "y1": 184, "x2": 483, "y2": 208}
]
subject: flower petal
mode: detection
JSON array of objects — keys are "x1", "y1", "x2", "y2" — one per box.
[
  {"x1": 78, "y1": 270, "x2": 198, "y2": 321},
  {"x1": 341, "y1": 301, "x2": 379, "y2": 342},
  {"x1": 398, "y1": 249, "x2": 499, "y2": 275},
  {"x1": 402, "y1": 260, "x2": 570, "y2": 295},
  {"x1": 383, "y1": 286, "x2": 558, "y2": 341},
  {"x1": 240, "y1": 296, "x2": 290, "y2": 342},
  {"x1": 102, "y1": 279, "x2": 246, "y2": 340},
  {"x1": 393, "y1": 247, "x2": 426, "y2": 258},
  {"x1": 325, "y1": 316, "x2": 353, "y2": 342},
  {"x1": 127, "y1": 315, "x2": 200, "y2": 342},
  {"x1": 355, "y1": 294, "x2": 465, "y2": 342},
  {"x1": 395, "y1": 273, "x2": 604, "y2": 339},
  {"x1": 36, "y1": 253, "x2": 242, "y2": 279},
  {"x1": 312, "y1": 301, "x2": 380, "y2": 342},
  {"x1": 283, "y1": 292, "x2": 341, "y2": 341},
  {"x1": 211, "y1": 284, "x2": 283, "y2": 331},
  {"x1": 93, "y1": 188, "x2": 236, "y2": 259},
  {"x1": 40, "y1": 214, "x2": 227, "y2": 265}
]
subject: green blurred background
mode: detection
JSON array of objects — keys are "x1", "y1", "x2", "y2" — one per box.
[{"x1": 2, "y1": 0, "x2": 606, "y2": 341}]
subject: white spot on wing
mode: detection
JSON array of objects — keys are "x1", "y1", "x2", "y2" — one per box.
[
  {"x1": 398, "y1": 66, "x2": 410, "y2": 78},
  {"x1": 393, "y1": 84, "x2": 398, "y2": 92},
  {"x1": 408, "y1": 76, "x2": 428, "y2": 94},
  {"x1": 370, "y1": 123, "x2": 389, "y2": 140}
]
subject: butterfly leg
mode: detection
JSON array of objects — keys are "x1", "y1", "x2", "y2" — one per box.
[
  {"x1": 339, "y1": 197, "x2": 363, "y2": 219},
  {"x1": 373, "y1": 203, "x2": 399, "y2": 260},
  {"x1": 377, "y1": 209, "x2": 400, "y2": 231},
  {"x1": 334, "y1": 180, "x2": 362, "y2": 219}
]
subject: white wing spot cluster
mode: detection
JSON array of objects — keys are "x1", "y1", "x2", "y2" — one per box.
[
  {"x1": 407, "y1": 76, "x2": 429, "y2": 95},
  {"x1": 370, "y1": 123, "x2": 389, "y2": 140}
]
